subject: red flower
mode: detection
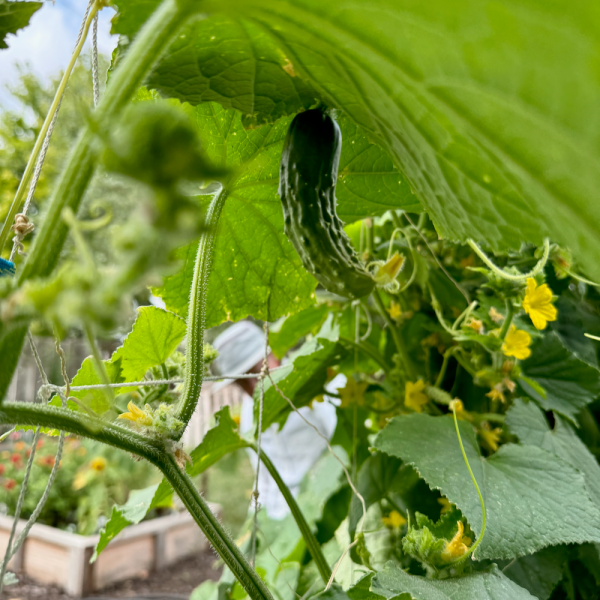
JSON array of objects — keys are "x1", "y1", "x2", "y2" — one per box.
[
  {"x1": 38, "y1": 455, "x2": 55, "y2": 468},
  {"x1": 0, "y1": 464, "x2": 5, "y2": 476},
  {"x1": 4, "y1": 479, "x2": 17, "y2": 490},
  {"x1": 10, "y1": 454, "x2": 22, "y2": 466}
]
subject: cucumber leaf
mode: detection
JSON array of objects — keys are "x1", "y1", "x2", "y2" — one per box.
[
  {"x1": 371, "y1": 562, "x2": 536, "y2": 600},
  {"x1": 110, "y1": 306, "x2": 186, "y2": 384},
  {"x1": 519, "y1": 332, "x2": 600, "y2": 422},
  {"x1": 374, "y1": 413, "x2": 600, "y2": 560}
]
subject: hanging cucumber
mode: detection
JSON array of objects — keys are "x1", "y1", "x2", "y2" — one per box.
[{"x1": 279, "y1": 109, "x2": 374, "y2": 299}]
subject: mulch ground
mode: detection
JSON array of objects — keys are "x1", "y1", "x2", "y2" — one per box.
[{"x1": 4, "y1": 550, "x2": 222, "y2": 600}]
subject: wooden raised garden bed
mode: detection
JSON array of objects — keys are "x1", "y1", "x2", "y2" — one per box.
[{"x1": 0, "y1": 506, "x2": 219, "y2": 597}]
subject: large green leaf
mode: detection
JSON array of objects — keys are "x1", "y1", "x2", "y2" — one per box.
[
  {"x1": 110, "y1": 306, "x2": 186, "y2": 383},
  {"x1": 0, "y1": 0, "x2": 42, "y2": 49},
  {"x1": 70, "y1": 357, "x2": 123, "y2": 415},
  {"x1": 154, "y1": 103, "x2": 416, "y2": 325},
  {"x1": 258, "y1": 337, "x2": 346, "y2": 431},
  {"x1": 501, "y1": 546, "x2": 569, "y2": 600},
  {"x1": 371, "y1": 562, "x2": 536, "y2": 600},
  {"x1": 154, "y1": 102, "x2": 316, "y2": 325},
  {"x1": 520, "y1": 332, "x2": 600, "y2": 422},
  {"x1": 269, "y1": 304, "x2": 329, "y2": 359},
  {"x1": 117, "y1": 0, "x2": 600, "y2": 281},
  {"x1": 374, "y1": 413, "x2": 600, "y2": 560},
  {"x1": 506, "y1": 398, "x2": 600, "y2": 508}
]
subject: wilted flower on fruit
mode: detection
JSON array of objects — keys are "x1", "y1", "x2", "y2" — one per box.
[
  {"x1": 501, "y1": 326, "x2": 531, "y2": 360},
  {"x1": 488, "y1": 307, "x2": 504, "y2": 323},
  {"x1": 440, "y1": 521, "x2": 471, "y2": 561},
  {"x1": 523, "y1": 278, "x2": 557, "y2": 330}
]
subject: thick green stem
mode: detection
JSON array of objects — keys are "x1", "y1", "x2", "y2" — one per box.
[
  {"x1": 176, "y1": 190, "x2": 227, "y2": 432},
  {"x1": 252, "y1": 444, "x2": 332, "y2": 584},
  {"x1": 161, "y1": 455, "x2": 274, "y2": 600},
  {"x1": 0, "y1": 0, "x2": 203, "y2": 402},
  {"x1": 0, "y1": 402, "x2": 274, "y2": 600},
  {"x1": 372, "y1": 289, "x2": 415, "y2": 380}
]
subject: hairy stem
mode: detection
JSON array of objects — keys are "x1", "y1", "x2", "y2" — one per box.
[
  {"x1": 0, "y1": 402, "x2": 274, "y2": 600},
  {"x1": 0, "y1": 0, "x2": 203, "y2": 402},
  {"x1": 176, "y1": 190, "x2": 227, "y2": 432},
  {"x1": 251, "y1": 444, "x2": 332, "y2": 584}
]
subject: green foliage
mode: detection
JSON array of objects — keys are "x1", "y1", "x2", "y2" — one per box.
[
  {"x1": 111, "y1": 306, "x2": 186, "y2": 384},
  {"x1": 259, "y1": 337, "x2": 347, "y2": 431},
  {"x1": 0, "y1": 434, "x2": 158, "y2": 535},
  {"x1": 374, "y1": 413, "x2": 600, "y2": 560},
  {"x1": 0, "y1": 0, "x2": 41, "y2": 49},
  {"x1": 93, "y1": 480, "x2": 172, "y2": 560},
  {"x1": 519, "y1": 332, "x2": 600, "y2": 421},
  {"x1": 4, "y1": 2, "x2": 600, "y2": 599},
  {"x1": 371, "y1": 561, "x2": 537, "y2": 600},
  {"x1": 115, "y1": 0, "x2": 600, "y2": 283}
]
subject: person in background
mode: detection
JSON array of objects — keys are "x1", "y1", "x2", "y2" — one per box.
[{"x1": 212, "y1": 321, "x2": 339, "y2": 519}]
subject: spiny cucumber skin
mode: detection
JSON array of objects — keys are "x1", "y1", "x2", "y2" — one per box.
[{"x1": 279, "y1": 110, "x2": 374, "y2": 299}]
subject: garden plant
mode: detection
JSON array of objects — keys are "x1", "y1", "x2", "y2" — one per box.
[{"x1": 1, "y1": 1, "x2": 600, "y2": 599}]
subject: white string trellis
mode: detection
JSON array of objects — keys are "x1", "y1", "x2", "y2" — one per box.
[
  {"x1": 0, "y1": 334, "x2": 67, "y2": 592},
  {"x1": 9, "y1": 0, "x2": 97, "y2": 263},
  {"x1": 0, "y1": 2, "x2": 99, "y2": 590}
]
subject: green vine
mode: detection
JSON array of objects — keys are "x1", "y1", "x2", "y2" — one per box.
[
  {"x1": 176, "y1": 189, "x2": 227, "y2": 433},
  {"x1": 0, "y1": 401, "x2": 274, "y2": 600}
]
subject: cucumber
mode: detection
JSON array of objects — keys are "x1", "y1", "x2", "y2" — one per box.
[{"x1": 279, "y1": 110, "x2": 374, "y2": 299}]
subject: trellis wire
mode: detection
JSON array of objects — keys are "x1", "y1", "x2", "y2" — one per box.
[
  {"x1": 250, "y1": 323, "x2": 269, "y2": 567},
  {"x1": 8, "y1": 0, "x2": 96, "y2": 263},
  {"x1": 37, "y1": 365, "x2": 288, "y2": 396},
  {"x1": 0, "y1": 334, "x2": 68, "y2": 592}
]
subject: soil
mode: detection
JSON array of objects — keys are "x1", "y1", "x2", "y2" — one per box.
[{"x1": 4, "y1": 550, "x2": 222, "y2": 600}]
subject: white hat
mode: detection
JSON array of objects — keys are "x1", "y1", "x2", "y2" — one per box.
[{"x1": 211, "y1": 321, "x2": 265, "y2": 391}]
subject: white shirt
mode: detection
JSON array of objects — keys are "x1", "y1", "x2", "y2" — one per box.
[{"x1": 240, "y1": 374, "x2": 344, "y2": 519}]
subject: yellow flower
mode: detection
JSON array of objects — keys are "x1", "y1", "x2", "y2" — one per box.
[
  {"x1": 479, "y1": 423, "x2": 502, "y2": 452},
  {"x1": 118, "y1": 401, "x2": 153, "y2": 427},
  {"x1": 502, "y1": 326, "x2": 532, "y2": 360},
  {"x1": 440, "y1": 521, "x2": 472, "y2": 562},
  {"x1": 90, "y1": 457, "x2": 107, "y2": 472},
  {"x1": 486, "y1": 385, "x2": 505, "y2": 404},
  {"x1": 369, "y1": 253, "x2": 405, "y2": 291},
  {"x1": 73, "y1": 472, "x2": 88, "y2": 491},
  {"x1": 523, "y1": 278, "x2": 557, "y2": 330},
  {"x1": 381, "y1": 510, "x2": 406, "y2": 529},
  {"x1": 338, "y1": 378, "x2": 368, "y2": 409},
  {"x1": 389, "y1": 301, "x2": 402, "y2": 321},
  {"x1": 405, "y1": 380, "x2": 428, "y2": 412},
  {"x1": 488, "y1": 307, "x2": 504, "y2": 323},
  {"x1": 438, "y1": 497, "x2": 453, "y2": 514}
]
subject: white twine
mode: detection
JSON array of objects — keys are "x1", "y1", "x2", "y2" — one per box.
[{"x1": 9, "y1": 0, "x2": 96, "y2": 263}]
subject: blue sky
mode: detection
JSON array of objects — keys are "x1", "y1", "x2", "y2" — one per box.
[{"x1": 0, "y1": 0, "x2": 118, "y2": 108}]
